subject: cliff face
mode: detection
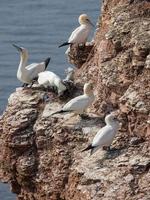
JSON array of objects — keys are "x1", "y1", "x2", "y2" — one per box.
[
  {"x1": 0, "y1": 0, "x2": 150, "y2": 200},
  {"x1": 75, "y1": 0, "x2": 150, "y2": 138}
]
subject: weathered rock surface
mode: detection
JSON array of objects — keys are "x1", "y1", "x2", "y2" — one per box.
[
  {"x1": 0, "y1": 88, "x2": 150, "y2": 200},
  {"x1": 0, "y1": 0, "x2": 150, "y2": 199},
  {"x1": 74, "y1": 0, "x2": 150, "y2": 138}
]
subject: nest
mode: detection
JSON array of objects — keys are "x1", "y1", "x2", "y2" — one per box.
[{"x1": 67, "y1": 44, "x2": 94, "y2": 68}]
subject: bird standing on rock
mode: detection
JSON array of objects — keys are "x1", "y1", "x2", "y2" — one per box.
[
  {"x1": 13, "y1": 44, "x2": 50, "y2": 87},
  {"x1": 38, "y1": 71, "x2": 67, "y2": 95},
  {"x1": 82, "y1": 113, "x2": 120, "y2": 155},
  {"x1": 59, "y1": 14, "x2": 94, "y2": 54},
  {"x1": 51, "y1": 82, "x2": 95, "y2": 117}
]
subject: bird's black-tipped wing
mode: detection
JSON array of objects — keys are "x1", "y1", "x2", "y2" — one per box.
[
  {"x1": 82, "y1": 144, "x2": 96, "y2": 156},
  {"x1": 58, "y1": 42, "x2": 72, "y2": 48},
  {"x1": 51, "y1": 109, "x2": 72, "y2": 116},
  {"x1": 82, "y1": 144, "x2": 93, "y2": 152},
  {"x1": 44, "y1": 57, "x2": 51, "y2": 70}
]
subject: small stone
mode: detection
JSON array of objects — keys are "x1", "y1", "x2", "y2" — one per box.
[
  {"x1": 130, "y1": 137, "x2": 144, "y2": 145},
  {"x1": 129, "y1": 155, "x2": 150, "y2": 170},
  {"x1": 145, "y1": 54, "x2": 150, "y2": 69},
  {"x1": 124, "y1": 174, "x2": 134, "y2": 183}
]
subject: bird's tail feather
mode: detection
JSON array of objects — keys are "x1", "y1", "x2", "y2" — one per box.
[
  {"x1": 59, "y1": 42, "x2": 72, "y2": 48},
  {"x1": 82, "y1": 144, "x2": 96, "y2": 156},
  {"x1": 82, "y1": 144, "x2": 93, "y2": 152},
  {"x1": 51, "y1": 110, "x2": 71, "y2": 116},
  {"x1": 44, "y1": 57, "x2": 51, "y2": 70}
]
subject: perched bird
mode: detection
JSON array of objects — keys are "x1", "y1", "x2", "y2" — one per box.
[
  {"x1": 82, "y1": 113, "x2": 120, "y2": 155},
  {"x1": 13, "y1": 44, "x2": 50, "y2": 87},
  {"x1": 64, "y1": 67, "x2": 74, "y2": 82},
  {"x1": 38, "y1": 71, "x2": 66, "y2": 95},
  {"x1": 59, "y1": 14, "x2": 94, "y2": 54},
  {"x1": 51, "y1": 82, "x2": 95, "y2": 116}
]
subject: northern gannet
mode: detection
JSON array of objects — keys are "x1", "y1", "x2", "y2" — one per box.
[
  {"x1": 59, "y1": 14, "x2": 94, "y2": 54},
  {"x1": 82, "y1": 113, "x2": 120, "y2": 155},
  {"x1": 64, "y1": 67, "x2": 74, "y2": 82},
  {"x1": 51, "y1": 82, "x2": 95, "y2": 116},
  {"x1": 13, "y1": 44, "x2": 50, "y2": 87},
  {"x1": 38, "y1": 71, "x2": 67, "y2": 95}
]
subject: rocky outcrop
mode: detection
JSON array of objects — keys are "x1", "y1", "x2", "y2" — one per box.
[
  {"x1": 74, "y1": 0, "x2": 150, "y2": 138},
  {"x1": 1, "y1": 88, "x2": 150, "y2": 200},
  {"x1": 0, "y1": 0, "x2": 150, "y2": 199}
]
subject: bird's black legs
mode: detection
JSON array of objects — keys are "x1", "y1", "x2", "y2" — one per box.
[
  {"x1": 28, "y1": 81, "x2": 34, "y2": 88},
  {"x1": 22, "y1": 79, "x2": 37, "y2": 88},
  {"x1": 51, "y1": 86, "x2": 58, "y2": 93},
  {"x1": 79, "y1": 113, "x2": 90, "y2": 119},
  {"x1": 28, "y1": 78, "x2": 38, "y2": 88},
  {"x1": 22, "y1": 83, "x2": 28, "y2": 88}
]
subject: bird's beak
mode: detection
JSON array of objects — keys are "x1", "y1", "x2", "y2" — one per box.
[{"x1": 12, "y1": 44, "x2": 23, "y2": 52}]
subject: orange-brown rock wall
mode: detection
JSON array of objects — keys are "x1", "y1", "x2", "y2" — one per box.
[{"x1": 75, "y1": 0, "x2": 150, "y2": 138}]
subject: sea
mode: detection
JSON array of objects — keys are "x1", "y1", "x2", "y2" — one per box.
[{"x1": 0, "y1": 0, "x2": 100, "y2": 199}]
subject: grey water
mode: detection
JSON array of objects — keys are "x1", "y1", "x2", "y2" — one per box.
[{"x1": 0, "y1": 0, "x2": 100, "y2": 199}]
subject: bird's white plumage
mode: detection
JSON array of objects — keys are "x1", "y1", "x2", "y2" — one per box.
[
  {"x1": 21, "y1": 62, "x2": 46, "y2": 83},
  {"x1": 90, "y1": 114, "x2": 119, "y2": 154},
  {"x1": 92, "y1": 126, "x2": 117, "y2": 147},
  {"x1": 14, "y1": 45, "x2": 48, "y2": 84},
  {"x1": 65, "y1": 14, "x2": 94, "y2": 54},
  {"x1": 63, "y1": 94, "x2": 94, "y2": 114},
  {"x1": 64, "y1": 67, "x2": 74, "y2": 81},
  {"x1": 59, "y1": 82, "x2": 95, "y2": 114},
  {"x1": 38, "y1": 71, "x2": 66, "y2": 94},
  {"x1": 26, "y1": 62, "x2": 45, "y2": 71},
  {"x1": 68, "y1": 25, "x2": 91, "y2": 44}
]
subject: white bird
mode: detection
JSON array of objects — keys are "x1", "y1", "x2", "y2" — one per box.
[
  {"x1": 59, "y1": 14, "x2": 94, "y2": 54},
  {"x1": 82, "y1": 113, "x2": 120, "y2": 155},
  {"x1": 51, "y1": 82, "x2": 95, "y2": 116},
  {"x1": 64, "y1": 67, "x2": 74, "y2": 82},
  {"x1": 13, "y1": 44, "x2": 50, "y2": 87},
  {"x1": 38, "y1": 71, "x2": 67, "y2": 95}
]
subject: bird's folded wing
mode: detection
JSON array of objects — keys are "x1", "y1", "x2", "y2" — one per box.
[
  {"x1": 63, "y1": 95, "x2": 91, "y2": 111},
  {"x1": 68, "y1": 26, "x2": 87, "y2": 43},
  {"x1": 26, "y1": 63, "x2": 39, "y2": 70},
  {"x1": 92, "y1": 126, "x2": 115, "y2": 147},
  {"x1": 26, "y1": 62, "x2": 44, "y2": 71},
  {"x1": 26, "y1": 63, "x2": 45, "y2": 78}
]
